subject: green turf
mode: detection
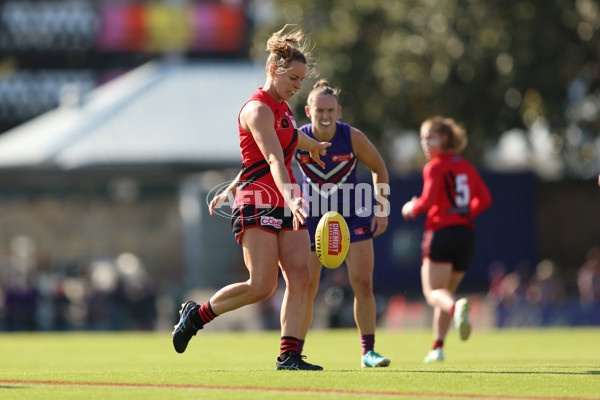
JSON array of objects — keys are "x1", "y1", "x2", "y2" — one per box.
[{"x1": 0, "y1": 328, "x2": 598, "y2": 399}]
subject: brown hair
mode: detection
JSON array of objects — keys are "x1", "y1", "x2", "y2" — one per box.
[
  {"x1": 266, "y1": 25, "x2": 313, "y2": 75},
  {"x1": 421, "y1": 116, "x2": 468, "y2": 153},
  {"x1": 307, "y1": 79, "x2": 340, "y2": 107}
]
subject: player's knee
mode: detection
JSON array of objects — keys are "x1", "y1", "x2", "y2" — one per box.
[
  {"x1": 307, "y1": 279, "x2": 320, "y2": 298},
  {"x1": 247, "y1": 280, "x2": 277, "y2": 302},
  {"x1": 422, "y1": 290, "x2": 436, "y2": 306},
  {"x1": 283, "y1": 264, "x2": 310, "y2": 289},
  {"x1": 350, "y1": 274, "x2": 373, "y2": 297}
]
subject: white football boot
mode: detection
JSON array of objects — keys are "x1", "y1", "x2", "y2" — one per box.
[
  {"x1": 424, "y1": 347, "x2": 444, "y2": 363},
  {"x1": 453, "y1": 298, "x2": 472, "y2": 341}
]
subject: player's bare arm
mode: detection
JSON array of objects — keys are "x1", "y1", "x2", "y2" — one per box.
[
  {"x1": 351, "y1": 127, "x2": 389, "y2": 237},
  {"x1": 209, "y1": 170, "x2": 242, "y2": 215}
]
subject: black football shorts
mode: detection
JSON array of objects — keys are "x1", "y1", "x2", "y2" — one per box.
[
  {"x1": 231, "y1": 204, "x2": 306, "y2": 245},
  {"x1": 421, "y1": 225, "x2": 475, "y2": 271}
]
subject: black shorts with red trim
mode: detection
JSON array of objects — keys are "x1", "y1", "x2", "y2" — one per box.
[
  {"x1": 231, "y1": 204, "x2": 307, "y2": 245},
  {"x1": 421, "y1": 225, "x2": 475, "y2": 272}
]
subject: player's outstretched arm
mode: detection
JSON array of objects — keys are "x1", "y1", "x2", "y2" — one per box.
[{"x1": 209, "y1": 170, "x2": 241, "y2": 215}]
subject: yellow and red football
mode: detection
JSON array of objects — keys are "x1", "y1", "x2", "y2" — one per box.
[{"x1": 315, "y1": 211, "x2": 351, "y2": 269}]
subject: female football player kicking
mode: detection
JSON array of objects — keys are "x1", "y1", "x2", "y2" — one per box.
[{"x1": 174, "y1": 25, "x2": 329, "y2": 371}]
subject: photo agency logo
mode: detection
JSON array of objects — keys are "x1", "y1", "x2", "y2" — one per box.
[
  {"x1": 206, "y1": 181, "x2": 390, "y2": 218},
  {"x1": 297, "y1": 182, "x2": 391, "y2": 218},
  {"x1": 207, "y1": 181, "x2": 391, "y2": 219},
  {"x1": 206, "y1": 180, "x2": 280, "y2": 219}
]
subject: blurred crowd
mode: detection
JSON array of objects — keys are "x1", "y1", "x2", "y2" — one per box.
[
  {"x1": 576, "y1": 246, "x2": 600, "y2": 305},
  {"x1": 0, "y1": 237, "x2": 157, "y2": 331},
  {"x1": 486, "y1": 246, "x2": 600, "y2": 327},
  {"x1": 2, "y1": 235, "x2": 599, "y2": 331}
]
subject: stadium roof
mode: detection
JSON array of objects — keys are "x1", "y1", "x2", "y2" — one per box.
[{"x1": 0, "y1": 59, "x2": 265, "y2": 171}]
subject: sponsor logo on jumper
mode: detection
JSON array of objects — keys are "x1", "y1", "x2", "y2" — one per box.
[
  {"x1": 328, "y1": 221, "x2": 341, "y2": 255},
  {"x1": 261, "y1": 216, "x2": 282, "y2": 229},
  {"x1": 299, "y1": 154, "x2": 311, "y2": 164},
  {"x1": 354, "y1": 227, "x2": 366, "y2": 235},
  {"x1": 331, "y1": 154, "x2": 352, "y2": 162}
]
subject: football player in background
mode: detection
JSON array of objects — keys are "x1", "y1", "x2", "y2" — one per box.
[
  {"x1": 294, "y1": 80, "x2": 391, "y2": 368},
  {"x1": 402, "y1": 116, "x2": 492, "y2": 363}
]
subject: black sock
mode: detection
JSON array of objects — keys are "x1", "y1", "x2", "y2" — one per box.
[{"x1": 193, "y1": 301, "x2": 217, "y2": 328}]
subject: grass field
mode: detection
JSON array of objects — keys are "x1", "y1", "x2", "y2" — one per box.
[{"x1": 0, "y1": 327, "x2": 598, "y2": 400}]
